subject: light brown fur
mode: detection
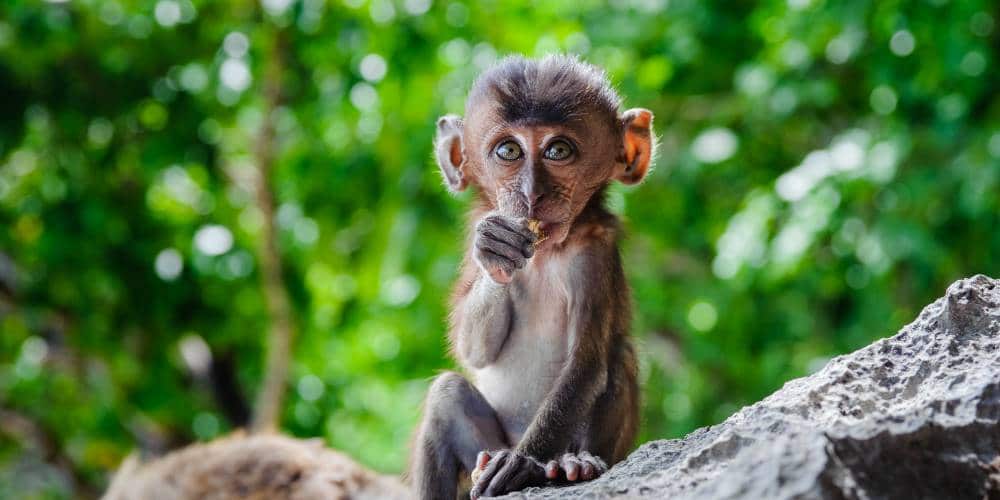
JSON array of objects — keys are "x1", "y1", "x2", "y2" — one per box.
[{"x1": 103, "y1": 433, "x2": 408, "y2": 500}]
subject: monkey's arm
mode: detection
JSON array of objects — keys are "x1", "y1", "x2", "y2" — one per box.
[
  {"x1": 515, "y1": 249, "x2": 615, "y2": 459},
  {"x1": 450, "y1": 213, "x2": 536, "y2": 368},
  {"x1": 470, "y1": 247, "x2": 619, "y2": 499},
  {"x1": 451, "y1": 274, "x2": 513, "y2": 368}
]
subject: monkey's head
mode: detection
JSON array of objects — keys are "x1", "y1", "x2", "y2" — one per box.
[{"x1": 435, "y1": 55, "x2": 654, "y2": 246}]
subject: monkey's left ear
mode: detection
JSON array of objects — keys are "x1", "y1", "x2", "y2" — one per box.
[
  {"x1": 434, "y1": 114, "x2": 468, "y2": 192},
  {"x1": 615, "y1": 108, "x2": 655, "y2": 185}
]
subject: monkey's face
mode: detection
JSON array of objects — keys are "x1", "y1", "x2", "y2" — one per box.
[
  {"x1": 435, "y1": 98, "x2": 654, "y2": 247},
  {"x1": 462, "y1": 103, "x2": 621, "y2": 244}
]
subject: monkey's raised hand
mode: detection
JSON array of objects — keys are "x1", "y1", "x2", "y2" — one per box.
[
  {"x1": 469, "y1": 450, "x2": 546, "y2": 499},
  {"x1": 473, "y1": 213, "x2": 537, "y2": 284}
]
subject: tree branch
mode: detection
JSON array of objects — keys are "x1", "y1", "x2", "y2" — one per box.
[{"x1": 249, "y1": 29, "x2": 294, "y2": 433}]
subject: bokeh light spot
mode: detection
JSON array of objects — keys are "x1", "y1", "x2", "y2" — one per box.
[
  {"x1": 403, "y1": 0, "x2": 432, "y2": 15},
  {"x1": 298, "y1": 375, "x2": 326, "y2": 402},
  {"x1": 687, "y1": 301, "x2": 719, "y2": 332},
  {"x1": 194, "y1": 224, "x2": 234, "y2": 256},
  {"x1": 154, "y1": 0, "x2": 181, "y2": 27},
  {"x1": 870, "y1": 85, "x2": 897, "y2": 115},
  {"x1": 192, "y1": 412, "x2": 220, "y2": 440},
  {"x1": 223, "y1": 31, "x2": 249, "y2": 58},
  {"x1": 889, "y1": 30, "x2": 915, "y2": 56},
  {"x1": 691, "y1": 127, "x2": 739, "y2": 164},
  {"x1": 220, "y1": 58, "x2": 252, "y2": 92},
  {"x1": 155, "y1": 248, "x2": 184, "y2": 281},
  {"x1": 359, "y1": 54, "x2": 387, "y2": 82}
]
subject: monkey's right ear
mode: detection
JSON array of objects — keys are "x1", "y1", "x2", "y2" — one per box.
[{"x1": 434, "y1": 115, "x2": 468, "y2": 192}]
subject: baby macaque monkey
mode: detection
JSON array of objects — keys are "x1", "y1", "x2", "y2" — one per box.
[{"x1": 409, "y1": 55, "x2": 654, "y2": 499}]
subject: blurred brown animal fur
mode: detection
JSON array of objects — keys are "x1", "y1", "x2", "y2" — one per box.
[{"x1": 102, "y1": 433, "x2": 408, "y2": 500}]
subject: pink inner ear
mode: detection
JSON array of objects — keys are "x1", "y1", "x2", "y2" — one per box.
[
  {"x1": 620, "y1": 109, "x2": 654, "y2": 184},
  {"x1": 449, "y1": 137, "x2": 463, "y2": 169}
]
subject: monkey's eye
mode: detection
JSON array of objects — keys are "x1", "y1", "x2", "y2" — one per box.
[
  {"x1": 495, "y1": 141, "x2": 523, "y2": 161},
  {"x1": 543, "y1": 140, "x2": 573, "y2": 161}
]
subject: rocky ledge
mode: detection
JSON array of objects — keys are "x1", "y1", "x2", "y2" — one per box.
[
  {"x1": 104, "y1": 275, "x2": 1000, "y2": 499},
  {"x1": 509, "y1": 274, "x2": 1000, "y2": 499}
]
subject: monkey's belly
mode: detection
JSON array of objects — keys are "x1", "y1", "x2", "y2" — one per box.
[{"x1": 473, "y1": 304, "x2": 569, "y2": 443}]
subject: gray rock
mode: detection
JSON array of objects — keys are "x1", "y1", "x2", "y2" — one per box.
[{"x1": 505, "y1": 274, "x2": 1000, "y2": 499}]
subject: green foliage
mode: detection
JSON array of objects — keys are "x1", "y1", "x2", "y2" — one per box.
[{"x1": 1, "y1": 0, "x2": 998, "y2": 497}]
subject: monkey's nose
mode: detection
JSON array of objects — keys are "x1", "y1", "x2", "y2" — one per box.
[{"x1": 519, "y1": 182, "x2": 541, "y2": 204}]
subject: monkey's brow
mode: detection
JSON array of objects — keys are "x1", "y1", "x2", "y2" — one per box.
[
  {"x1": 479, "y1": 122, "x2": 585, "y2": 149},
  {"x1": 503, "y1": 108, "x2": 586, "y2": 127}
]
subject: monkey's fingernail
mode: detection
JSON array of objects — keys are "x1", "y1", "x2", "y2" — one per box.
[
  {"x1": 545, "y1": 461, "x2": 558, "y2": 479},
  {"x1": 476, "y1": 451, "x2": 490, "y2": 469},
  {"x1": 565, "y1": 463, "x2": 579, "y2": 481}
]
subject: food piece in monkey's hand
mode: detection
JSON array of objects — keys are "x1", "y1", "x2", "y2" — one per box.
[{"x1": 526, "y1": 218, "x2": 548, "y2": 246}]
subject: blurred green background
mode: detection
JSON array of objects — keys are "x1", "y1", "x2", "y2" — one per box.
[{"x1": 1, "y1": 0, "x2": 998, "y2": 497}]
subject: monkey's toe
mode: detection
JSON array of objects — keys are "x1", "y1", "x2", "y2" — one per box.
[{"x1": 553, "y1": 452, "x2": 607, "y2": 483}]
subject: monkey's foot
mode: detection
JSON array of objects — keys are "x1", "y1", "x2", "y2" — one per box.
[
  {"x1": 469, "y1": 450, "x2": 546, "y2": 499},
  {"x1": 544, "y1": 451, "x2": 607, "y2": 482}
]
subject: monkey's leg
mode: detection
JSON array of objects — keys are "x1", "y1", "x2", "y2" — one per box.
[{"x1": 410, "y1": 372, "x2": 509, "y2": 500}]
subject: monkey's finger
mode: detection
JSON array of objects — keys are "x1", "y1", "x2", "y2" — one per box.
[
  {"x1": 482, "y1": 214, "x2": 533, "y2": 240},
  {"x1": 485, "y1": 265, "x2": 513, "y2": 285},
  {"x1": 578, "y1": 451, "x2": 607, "y2": 477},
  {"x1": 477, "y1": 251, "x2": 519, "y2": 281},
  {"x1": 477, "y1": 236, "x2": 527, "y2": 267},
  {"x1": 560, "y1": 454, "x2": 581, "y2": 481},
  {"x1": 583, "y1": 452, "x2": 608, "y2": 477},
  {"x1": 482, "y1": 455, "x2": 526, "y2": 497},
  {"x1": 580, "y1": 460, "x2": 595, "y2": 481},
  {"x1": 489, "y1": 215, "x2": 538, "y2": 246},
  {"x1": 545, "y1": 460, "x2": 559, "y2": 480},
  {"x1": 564, "y1": 462, "x2": 579, "y2": 481},
  {"x1": 476, "y1": 451, "x2": 491, "y2": 470},
  {"x1": 475, "y1": 250, "x2": 515, "y2": 284},
  {"x1": 470, "y1": 451, "x2": 491, "y2": 484},
  {"x1": 479, "y1": 249, "x2": 523, "y2": 276},
  {"x1": 480, "y1": 222, "x2": 534, "y2": 258},
  {"x1": 495, "y1": 463, "x2": 538, "y2": 497},
  {"x1": 471, "y1": 450, "x2": 509, "y2": 498},
  {"x1": 485, "y1": 215, "x2": 537, "y2": 258}
]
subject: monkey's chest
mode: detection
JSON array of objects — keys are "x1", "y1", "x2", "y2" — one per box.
[{"x1": 473, "y1": 276, "x2": 571, "y2": 443}]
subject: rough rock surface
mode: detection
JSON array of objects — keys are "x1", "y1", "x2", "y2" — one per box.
[{"x1": 504, "y1": 274, "x2": 1000, "y2": 499}]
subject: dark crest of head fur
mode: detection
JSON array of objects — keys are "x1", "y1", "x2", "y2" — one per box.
[{"x1": 467, "y1": 55, "x2": 622, "y2": 127}]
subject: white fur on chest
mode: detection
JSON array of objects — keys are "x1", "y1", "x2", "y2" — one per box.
[{"x1": 471, "y1": 254, "x2": 574, "y2": 441}]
